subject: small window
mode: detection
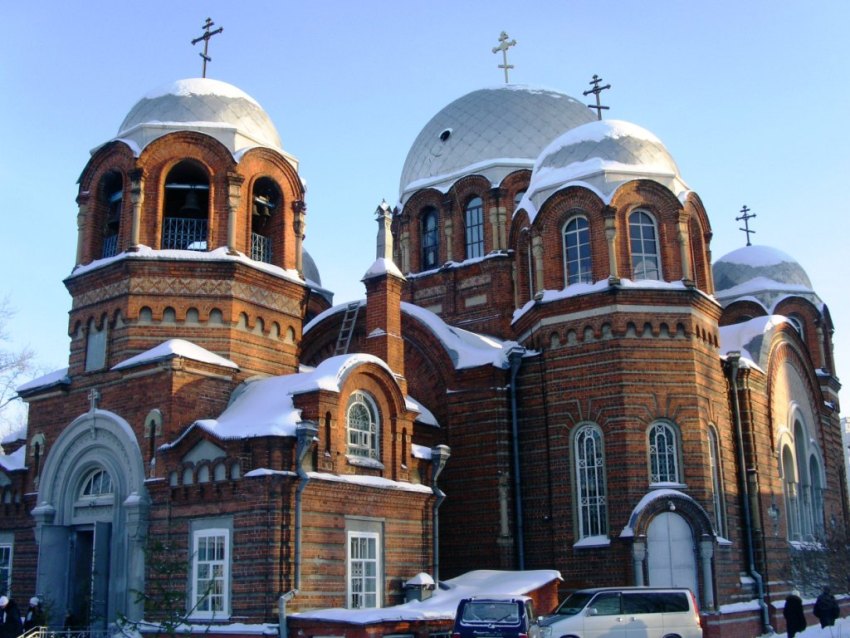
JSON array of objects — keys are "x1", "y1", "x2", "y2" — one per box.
[
  {"x1": 191, "y1": 528, "x2": 230, "y2": 618},
  {"x1": 629, "y1": 210, "x2": 661, "y2": 280},
  {"x1": 0, "y1": 541, "x2": 12, "y2": 596},
  {"x1": 465, "y1": 197, "x2": 485, "y2": 259},
  {"x1": 421, "y1": 208, "x2": 439, "y2": 270},
  {"x1": 81, "y1": 469, "x2": 113, "y2": 498},
  {"x1": 85, "y1": 318, "x2": 107, "y2": 372},
  {"x1": 563, "y1": 216, "x2": 592, "y2": 285},
  {"x1": 648, "y1": 422, "x2": 680, "y2": 484},
  {"x1": 347, "y1": 531, "x2": 380, "y2": 609},
  {"x1": 347, "y1": 391, "x2": 380, "y2": 460}
]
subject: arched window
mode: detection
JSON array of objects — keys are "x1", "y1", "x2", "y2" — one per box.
[
  {"x1": 629, "y1": 210, "x2": 661, "y2": 280},
  {"x1": 79, "y1": 468, "x2": 114, "y2": 507},
  {"x1": 421, "y1": 207, "x2": 439, "y2": 270},
  {"x1": 788, "y1": 314, "x2": 805, "y2": 341},
  {"x1": 465, "y1": 197, "x2": 484, "y2": 259},
  {"x1": 794, "y1": 420, "x2": 813, "y2": 539},
  {"x1": 85, "y1": 317, "x2": 107, "y2": 372},
  {"x1": 563, "y1": 216, "x2": 592, "y2": 285},
  {"x1": 810, "y1": 455, "x2": 825, "y2": 540},
  {"x1": 513, "y1": 190, "x2": 526, "y2": 210},
  {"x1": 707, "y1": 427, "x2": 727, "y2": 537},
  {"x1": 782, "y1": 445, "x2": 801, "y2": 541},
  {"x1": 251, "y1": 177, "x2": 281, "y2": 264},
  {"x1": 101, "y1": 172, "x2": 123, "y2": 258},
  {"x1": 648, "y1": 422, "x2": 680, "y2": 484},
  {"x1": 347, "y1": 391, "x2": 380, "y2": 460},
  {"x1": 162, "y1": 161, "x2": 209, "y2": 250},
  {"x1": 574, "y1": 424, "x2": 608, "y2": 539}
]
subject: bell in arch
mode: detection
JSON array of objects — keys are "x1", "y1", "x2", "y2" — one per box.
[{"x1": 180, "y1": 189, "x2": 203, "y2": 216}]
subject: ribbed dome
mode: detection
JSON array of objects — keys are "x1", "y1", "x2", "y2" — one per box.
[
  {"x1": 399, "y1": 85, "x2": 594, "y2": 203},
  {"x1": 714, "y1": 245, "x2": 813, "y2": 292},
  {"x1": 521, "y1": 119, "x2": 686, "y2": 218},
  {"x1": 116, "y1": 78, "x2": 282, "y2": 154}
]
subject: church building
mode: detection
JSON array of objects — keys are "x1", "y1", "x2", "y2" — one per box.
[{"x1": 0, "y1": 60, "x2": 846, "y2": 638}]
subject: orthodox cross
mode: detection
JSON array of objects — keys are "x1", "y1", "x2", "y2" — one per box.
[
  {"x1": 492, "y1": 31, "x2": 517, "y2": 84},
  {"x1": 88, "y1": 387, "x2": 101, "y2": 414},
  {"x1": 736, "y1": 205, "x2": 757, "y2": 246},
  {"x1": 192, "y1": 17, "x2": 224, "y2": 78},
  {"x1": 583, "y1": 74, "x2": 611, "y2": 120}
]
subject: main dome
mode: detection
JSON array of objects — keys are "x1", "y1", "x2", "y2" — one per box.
[
  {"x1": 115, "y1": 78, "x2": 282, "y2": 154},
  {"x1": 399, "y1": 85, "x2": 595, "y2": 203}
]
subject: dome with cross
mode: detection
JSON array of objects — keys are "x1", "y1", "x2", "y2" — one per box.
[
  {"x1": 115, "y1": 78, "x2": 282, "y2": 155},
  {"x1": 398, "y1": 85, "x2": 595, "y2": 204}
]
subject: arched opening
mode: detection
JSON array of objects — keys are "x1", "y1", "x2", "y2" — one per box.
[
  {"x1": 101, "y1": 172, "x2": 123, "y2": 258},
  {"x1": 162, "y1": 161, "x2": 210, "y2": 250},
  {"x1": 420, "y1": 207, "x2": 439, "y2": 270},
  {"x1": 250, "y1": 177, "x2": 281, "y2": 263}
]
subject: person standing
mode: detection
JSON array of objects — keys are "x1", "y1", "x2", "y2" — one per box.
[
  {"x1": 0, "y1": 596, "x2": 24, "y2": 638},
  {"x1": 814, "y1": 586, "x2": 841, "y2": 629},
  {"x1": 784, "y1": 590, "x2": 807, "y2": 638},
  {"x1": 23, "y1": 598, "x2": 45, "y2": 631}
]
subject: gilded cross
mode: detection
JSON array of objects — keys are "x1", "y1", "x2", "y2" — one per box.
[
  {"x1": 192, "y1": 17, "x2": 224, "y2": 78},
  {"x1": 492, "y1": 31, "x2": 517, "y2": 84},
  {"x1": 736, "y1": 205, "x2": 757, "y2": 246},
  {"x1": 583, "y1": 74, "x2": 611, "y2": 120}
]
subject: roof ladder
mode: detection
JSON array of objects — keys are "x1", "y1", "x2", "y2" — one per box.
[{"x1": 334, "y1": 302, "x2": 361, "y2": 355}]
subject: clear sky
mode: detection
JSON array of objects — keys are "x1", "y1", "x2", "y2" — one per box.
[{"x1": 1, "y1": 1, "x2": 848, "y2": 431}]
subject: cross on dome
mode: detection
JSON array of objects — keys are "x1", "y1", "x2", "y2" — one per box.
[
  {"x1": 191, "y1": 17, "x2": 224, "y2": 78},
  {"x1": 583, "y1": 74, "x2": 611, "y2": 120},
  {"x1": 736, "y1": 205, "x2": 757, "y2": 246},
  {"x1": 492, "y1": 31, "x2": 517, "y2": 84}
]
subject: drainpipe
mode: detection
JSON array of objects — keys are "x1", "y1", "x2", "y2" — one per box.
[
  {"x1": 726, "y1": 353, "x2": 772, "y2": 634},
  {"x1": 294, "y1": 421, "x2": 317, "y2": 591},
  {"x1": 430, "y1": 445, "x2": 451, "y2": 584},
  {"x1": 508, "y1": 346, "x2": 526, "y2": 570}
]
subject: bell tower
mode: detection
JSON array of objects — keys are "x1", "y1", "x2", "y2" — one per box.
[{"x1": 66, "y1": 78, "x2": 312, "y2": 379}]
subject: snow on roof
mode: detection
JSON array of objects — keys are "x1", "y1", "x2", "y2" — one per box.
[
  {"x1": 16, "y1": 367, "x2": 71, "y2": 394},
  {"x1": 406, "y1": 396, "x2": 439, "y2": 427},
  {"x1": 67, "y1": 245, "x2": 304, "y2": 285},
  {"x1": 717, "y1": 244, "x2": 799, "y2": 268},
  {"x1": 719, "y1": 315, "x2": 790, "y2": 366},
  {"x1": 411, "y1": 444, "x2": 432, "y2": 460},
  {"x1": 0, "y1": 446, "x2": 26, "y2": 472},
  {"x1": 304, "y1": 301, "x2": 520, "y2": 370},
  {"x1": 293, "y1": 569, "x2": 561, "y2": 624},
  {"x1": 142, "y1": 78, "x2": 262, "y2": 106},
  {"x1": 112, "y1": 339, "x2": 239, "y2": 371},
  {"x1": 363, "y1": 257, "x2": 405, "y2": 281},
  {"x1": 0, "y1": 427, "x2": 26, "y2": 446},
  {"x1": 174, "y1": 354, "x2": 401, "y2": 442},
  {"x1": 620, "y1": 488, "x2": 702, "y2": 537},
  {"x1": 405, "y1": 572, "x2": 435, "y2": 587}
]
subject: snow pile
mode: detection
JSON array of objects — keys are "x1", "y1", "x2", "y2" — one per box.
[{"x1": 112, "y1": 339, "x2": 238, "y2": 371}]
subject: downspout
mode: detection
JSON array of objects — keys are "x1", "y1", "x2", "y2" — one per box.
[
  {"x1": 508, "y1": 346, "x2": 526, "y2": 570},
  {"x1": 726, "y1": 352, "x2": 772, "y2": 634},
  {"x1": 281, "y1": 421, "x2": 316, "y2": 638},
  {"x1": 430, "y1": 445, "x2": 451, "y2": 584}
]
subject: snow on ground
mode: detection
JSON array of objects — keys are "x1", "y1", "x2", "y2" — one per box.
[{"x1": 764, "y1": 614, "x2": 850, "y2": 638}]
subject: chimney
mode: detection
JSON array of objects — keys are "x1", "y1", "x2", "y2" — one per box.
[{"x1": 362, "y1": 200, "x2": 406, "y2": 392}]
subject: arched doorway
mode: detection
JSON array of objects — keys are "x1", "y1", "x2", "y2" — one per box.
[
  {"x1": 32, "y1": 409, "x2": 149, "y2": 629},
  {"x1": 647, "y1": 512, "x2": 698, "y2": 595}
]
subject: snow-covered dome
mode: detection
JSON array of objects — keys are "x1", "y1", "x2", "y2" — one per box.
[
  {"x1": 713, "y1": 245, "x2": 820, "y2": 311},
  {"x1": 115, "y1": 78, "x2": 282, "y2": 154},
  {"x1": 399, "y1": 85, "x2": 595, "y2": 204},
  {"x1": 520, "y1": 119, "x2": 687, "y2": 219}
]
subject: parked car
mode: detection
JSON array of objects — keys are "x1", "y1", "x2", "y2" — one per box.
[
  {"x1": 453, "y1": 595, "x2": 541, "y2": 638},
  {"x1": 539, "y1": 586, "x2": 702, "y2": 638}
]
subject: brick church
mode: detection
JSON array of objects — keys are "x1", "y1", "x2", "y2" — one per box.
[{"x1": 0, "y1": 71, "x2": 846, "y2": 637}]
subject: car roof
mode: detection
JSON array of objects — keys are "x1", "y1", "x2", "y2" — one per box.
[
  {"x1": 571, "y1": 587, "x2": 692, "y2": 594},
  {"x1": 462, "y1": 595, "x2": 532, "y2": 603}
]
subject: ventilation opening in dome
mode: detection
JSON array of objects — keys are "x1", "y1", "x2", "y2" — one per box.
[{"x1": 439, "y1": 128, "x2": 452, "y2": 142}]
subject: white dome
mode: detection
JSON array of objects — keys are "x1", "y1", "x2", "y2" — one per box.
[
  {"x1": 115, "y1": 78, "x2": 282, "y2": 154},
  {"x1": 713, "y1": 245, "x2": 821, "y2": 311},
  {"x1": 399, "y1": 85, "x2": 594, "y2": 204},
  {"x1": 521, "y1": 119, "x2": 686, "y2": 218}
]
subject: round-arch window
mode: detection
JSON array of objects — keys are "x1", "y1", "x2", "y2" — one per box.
[{"x1": 81, "y1": 468, "x2": 113, "y2": 498}]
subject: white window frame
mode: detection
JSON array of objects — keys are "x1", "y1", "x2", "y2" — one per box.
[
  {"x1": 421, "y1": 208, "x2": 439, "y2": 270},
  {"x1": 629, "y1": 210, "x2": 661, "y2": 281},
  {"x1": 782, "y1": 444, "x2": 802, "y2": 541},
  {"x1": 464, "y1": 197, "x2": 484, "y2": 259},
  {"x1": 191, "y1": 528, "x2": 230, "y2": 619},
  {"x1": 648, "y1": 421, "x2": 681, "y2": 485},
  {"x1": 0, "y1": 538, "x2": 12, "y2": 596},
  {"x1": 574, "y1": 424, "x2": 608, "y2": 539},
  {"x1": 563, "y1": 215, "x2": 592, "y2": 285},
  {"x1": 707, "y1": 426, "x2": 727, "y2": 537},
  {"x1": 347, "y1": 391, "x2": 380, "y2": 460},
  {"x1": 85, "y1": 318, "x2": 107, "y2": 371},
  {"x1": 347, "y1": 531, "x2": 381, "y2": 609}
]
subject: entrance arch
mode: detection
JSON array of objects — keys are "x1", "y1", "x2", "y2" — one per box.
[{"x1": 32, "y1": 408, "x2": 149, "y2": 629}]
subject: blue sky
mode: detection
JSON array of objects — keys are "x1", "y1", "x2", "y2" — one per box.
[{"x1": 1, "y1": 1, "x2": 849, "y2": 425}]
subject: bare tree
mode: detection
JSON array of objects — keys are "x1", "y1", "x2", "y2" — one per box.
[{"x1": 0, "y1": 297, "x2": 34, "y2": 438}]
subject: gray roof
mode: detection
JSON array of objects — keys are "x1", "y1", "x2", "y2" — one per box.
[
  {"x1": 115, "y1": 78, "x2": 282, "y2": 154},
  {"x1": 399, "y1": 85, "x2": 594, "y2": 203}
]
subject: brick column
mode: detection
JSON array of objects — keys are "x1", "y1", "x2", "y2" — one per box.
[
  {"x1": 677, "y1": 211, "x2": 693, "y2": 285},
  {"x1": 603, "y1": 205, "x2": 619, "y2": 284},
  {"x1": 128, "y1": 169, "x2": 143, "y2": 251},
  {"x1": 226, "y1": 172, "x2": 244, "y2": 256},
  {"x1": 75, "y1": 197, "x2": 88, "y2": 266},
  {"x1": 293, "y1": 200, "x2": 306, "y2": 274}
]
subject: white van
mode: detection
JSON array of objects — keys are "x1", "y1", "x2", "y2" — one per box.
[{"x1": 539, "y1": 587, "x2": 702, "y2": 638}]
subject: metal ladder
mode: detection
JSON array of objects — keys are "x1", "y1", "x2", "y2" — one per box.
[{"x1": 334, "y1": 302, "x2": 360, "y2": 355}]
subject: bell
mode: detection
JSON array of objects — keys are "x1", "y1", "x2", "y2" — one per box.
[
  {"x1": 253, "y1": 196, "x2": 272, "y2": 218},
  {"x1": 180, "y1": 190, "x2": 202, "y2": 215}
]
